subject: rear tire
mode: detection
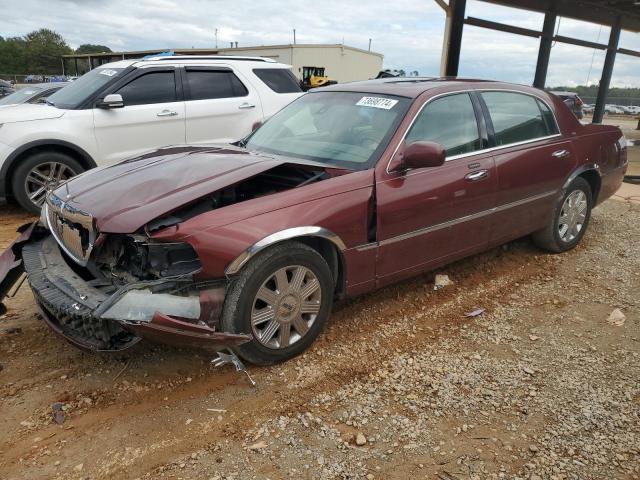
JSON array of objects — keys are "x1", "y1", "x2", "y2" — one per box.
[
  {"x1": 221, "y1": 241, "x2": 334, "y2": 366},
  {"x1": 532, "y1": 177, "x2": 592, "y2": 253},
  {"x1": 12, "y1": 151, "x2": 83, "y2": 214}
]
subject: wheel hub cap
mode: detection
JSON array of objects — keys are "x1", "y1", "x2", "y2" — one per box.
[
  {"x1": 251, "y1": 265, "x2": 322, "y2": 349},
  {"x1": 558, "y1": 190, "x2": 587, "y2": 243}
]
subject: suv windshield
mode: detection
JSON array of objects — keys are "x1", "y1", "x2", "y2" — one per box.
[
  {"x1": 47, "y1": 67, "x2": 125, "y2": 109},
  {"x1": 245, "y1": 91, "x2": 410, "y2": 169}
]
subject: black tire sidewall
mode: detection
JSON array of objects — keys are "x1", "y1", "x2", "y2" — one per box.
[
  {"x1": 12, "y1": 151, "x2": 84, "y2": 214},
  {"x1": 552, "y1": 177, "x2": 592, "y2": 251},
  {"x1": 222, "y1": 244, "x2": 334, "y2": 365}
]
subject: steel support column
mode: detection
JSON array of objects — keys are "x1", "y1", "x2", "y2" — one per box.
[
  {"x1": 533, "y1": 10, "x2": 556, "y2": 89},
  {"x1": 593, "y1": 16, "x2": 621, "y2": 124},
  {"x1": 444, "y1": 0, "x2": 466, "y2": 77}
]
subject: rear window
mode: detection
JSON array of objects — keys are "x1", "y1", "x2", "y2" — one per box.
[
  {"x1": 185, "y1": 69, "x2": 248, "y2": 100},
  {"x1": 253, "y1": 68, "x2": 302, "y2": 93},
  {"x1": 482, "y1": 91, "x2": 558, "y2": 146}
]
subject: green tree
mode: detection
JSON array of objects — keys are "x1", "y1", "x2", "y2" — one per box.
[
  {"x1": 0, "y1": 36, "x2": 27, "y2": 74},
  {"x1": 23, "y1": 28, "x2": 72, "y2": 74},
  {"x1": 76, "y1": 44, "x2": 112, "y2": 54}
]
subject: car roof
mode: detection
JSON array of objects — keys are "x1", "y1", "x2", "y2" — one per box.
[
  {"x1": 315, "y1": 77, "x2": 546, "y2": 99},
  {"x1": 98, "y1": 56, "x2": 287, "y2": 70},
  {"x1": 27, "y1": 82, "x2": 69, "y2": 89}
]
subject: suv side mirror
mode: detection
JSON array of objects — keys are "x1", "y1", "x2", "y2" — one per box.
[
  {"x1": 97, "y1": 94, "x2": 124, "y2": 109},
  {"x1": 390, "y1": 141, "x2": 446, "y2": 172}
]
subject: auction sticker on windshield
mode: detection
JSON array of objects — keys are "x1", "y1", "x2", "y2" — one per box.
[
  {"x1": 356, "y1": 97, "x2": 398, "y2": 110},
  {"x1": 99, "y1": 69, "x2": 119, "y2": 77}
]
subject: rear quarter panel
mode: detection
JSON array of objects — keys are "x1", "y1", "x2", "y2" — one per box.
[{"x1": 572, "y1": 123, "x2": 626, "y2": 204}]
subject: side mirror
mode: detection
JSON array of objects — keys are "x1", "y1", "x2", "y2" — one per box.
[
  {"x1": 97, "y1": 93, "x2": 124, "y2": 109},
  {"x1": 390, "y1": 141, "x2": 446, "y2": 172}
]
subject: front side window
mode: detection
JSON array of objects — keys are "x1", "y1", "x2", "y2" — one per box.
[
  {"x1": 482, "y1": 91, "x2": 556, "y2": 146},
  {"x1": 253, "y1": 68, "x2": 301, "y2": 93},
  {"x1": 405, "y1": 93, "x2": 482, "y2": 157},
  {"x1": 245, "y1": 91, "x2": 410, "y2": 169},
  {"x1": 184, "y1": 70, "x2": 248, "y2": 100},
  {"x1": 116, "y1": 71, "x2": 177, "y2": 106}
]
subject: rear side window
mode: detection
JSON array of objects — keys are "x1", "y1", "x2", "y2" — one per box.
[
  {"x1": 482, "y1": 91, "x2": 557, "y2": 146},
  {"x1": 185, "y1": 70, "x2": 248, "y2": 100},
  {"x1": 252, "y1": 68, "x2": 302, "y2": 93},
  {"x1": 405, "y1": 93, "x2": 482, "y2": 157},
  {"x1": 116, "y1": 71, "x2": 176, "y2": 106}
]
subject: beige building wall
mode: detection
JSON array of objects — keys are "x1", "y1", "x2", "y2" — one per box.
[{"x1": 220, "y1": 44, "x2": 383, "y2": 83}]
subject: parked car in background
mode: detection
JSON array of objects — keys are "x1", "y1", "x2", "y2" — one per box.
[
  {"x1": 626, "y1": 105, "x2": 640, "y2": 115},
  {"x1": 605, "y1": 104, "x2": 624, "y2": 114},
  {"x1": 549, "y1": 91, "x2": 584, "y2": 119},
  {"x1": 0, "y1": 78, "x2": 627, "y2": 364},
  {"x1": 0, "y1": 80, "x2": 15, "y2": 98},
  {"x1": 0, "y1": 55, "x2": 302, "y2": 213},
  {"x1": 0, "y1": 82, "x2": 69, "y2": 107},
  {"x1": 582, "y1": 104, "x2": 595, "y2": 114}
]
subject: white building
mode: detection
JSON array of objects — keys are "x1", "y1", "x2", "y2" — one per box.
[{"x1": 218, "y1": 44, "x2": 384, "y2": 83}]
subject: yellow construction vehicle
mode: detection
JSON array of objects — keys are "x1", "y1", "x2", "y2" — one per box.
[{"x1": 300, "y1": 66, "x2": 337, "y2": 91}]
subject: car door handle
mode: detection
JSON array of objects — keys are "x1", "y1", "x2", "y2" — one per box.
[
  {"x1": 552, "y1": 149, "x2": 570, "y2": 159},
  {"x1": 157, "y1": 110, "x2": 178, "y2": 117},
  {"x1": 465, "y1": 170, "x2": 489, "y2": 182},
  {"x1": 239, "y1": 103, "x2": 256, "y2": 109}
]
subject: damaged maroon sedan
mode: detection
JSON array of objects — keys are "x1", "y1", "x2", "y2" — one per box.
[{"x1": 0, "y1": 78, "x2": 628, "y2": 365}]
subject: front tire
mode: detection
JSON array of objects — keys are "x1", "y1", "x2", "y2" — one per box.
[
  {"x1": 221, "y1": 242, "x2": 334, "y2": 365},
  {"x1": 12, "y1": 151, "x2": 83, "y2": 214},
  {"x1": 532, "y1": 177, "x2": 592, "y2": 253}
]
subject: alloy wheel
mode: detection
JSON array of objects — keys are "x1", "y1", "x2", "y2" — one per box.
[
  {"x1": 24, "y1": 162, "x2": 77, "y2": 208},
  {"x1": 558, "y1": 190, "x2": 587, "y2": 243},
  {"x1": 250, "y1": 265, "x2": 322, "y2": 349}
]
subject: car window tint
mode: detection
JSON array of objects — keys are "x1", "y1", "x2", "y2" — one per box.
[
  {"x1": 405, "y1": 93, "x2": 481, "y2": 157},
  {"x1": 536, "y1": 99, "x2": 559, "y2": 135},
  {"x1": 252, "y1": 68, "x2": 302, "y2": 93},
  {"x1": 482, "y1": 91, "x2": 552, "y2": 145},
  {"x1": 116, "y1": 71, "x2": 176, "y2": 106},
  {"x1": 185, "y1": 70, "x2": 248, "y2": 100}
]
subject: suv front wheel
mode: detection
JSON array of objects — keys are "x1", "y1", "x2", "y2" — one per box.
[{"x1": 12, "y1": 151, "x2": 83, "y2": 213}]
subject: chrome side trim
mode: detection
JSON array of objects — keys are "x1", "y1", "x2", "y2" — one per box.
[
  {"x1": 374, "y1": 189, "x2": 558, "y2": 248},
  {"x1": 386, "y1": 88, "x2": 562, "y2": 174},
  {"x1": 224, "y1": 226, "x2": 347, "y2": 275}
]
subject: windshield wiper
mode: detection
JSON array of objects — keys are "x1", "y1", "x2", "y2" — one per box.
[{"x1": 44, "y1": 99, "x2": 55, "y2": 107}]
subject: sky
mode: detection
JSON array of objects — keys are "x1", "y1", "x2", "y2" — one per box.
[{"x1": 1, "y1": 0, "x2": 639, "y2": 88}]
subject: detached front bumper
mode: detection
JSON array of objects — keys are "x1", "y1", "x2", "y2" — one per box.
[{"x1": 1, "y1": 230, "x2": 250, "y2": 352}]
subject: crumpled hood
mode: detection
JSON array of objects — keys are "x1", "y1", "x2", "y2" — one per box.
[
  {"x1": 53, "y1": 145, "x2": 287, "y2": 233},
  {"x1": 0, "y1": 103, "x2": 66, "y2": 123}
]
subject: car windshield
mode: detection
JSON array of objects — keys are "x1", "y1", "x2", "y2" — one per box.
[
  {"x1": 245, "y1": 91, "x2": 410, "y2": 169},
  {"x1": 0, "y1": 86, "x2": 43, "y2": 106},
  {"x1": 46, "y1": 67, "x2": 124, "y2": 109}
]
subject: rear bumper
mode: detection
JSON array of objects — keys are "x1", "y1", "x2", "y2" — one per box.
[{"x1": 2, "y1": 232, "x2": 250, "y2": 352}]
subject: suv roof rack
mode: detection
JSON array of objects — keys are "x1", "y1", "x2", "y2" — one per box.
[{"x1": 142, "y1": 55, "x2": 276, "y2": 63}]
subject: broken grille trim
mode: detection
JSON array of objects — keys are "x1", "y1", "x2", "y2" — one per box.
[{"x1": 45, "y1": 194, "x2": 97, "y2": 266}]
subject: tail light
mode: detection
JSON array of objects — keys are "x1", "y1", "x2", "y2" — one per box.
[{"x1": 575, "y1": 96, "x2": 584, "y2": 107}]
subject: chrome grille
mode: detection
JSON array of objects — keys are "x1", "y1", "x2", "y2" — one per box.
[{"x1": 45, "y1": 194, "x2": 96, "y2": 266}]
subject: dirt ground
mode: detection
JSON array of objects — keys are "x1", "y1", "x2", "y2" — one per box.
[{"x1": 1, "y1": 187, "x2": 639, "y2": 479}]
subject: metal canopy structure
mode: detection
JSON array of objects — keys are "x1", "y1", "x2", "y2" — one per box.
[{"x1": 438, "y1": 0, "x2": 640, "y2": 123}]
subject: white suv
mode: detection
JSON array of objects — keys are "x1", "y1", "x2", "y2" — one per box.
[{"x1": 0, "y1": 55, "x2": 303, "y2": 212}]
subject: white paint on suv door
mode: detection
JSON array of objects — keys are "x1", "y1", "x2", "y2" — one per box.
[
  {"x1": 93, "y1": 69, "x2": 186, "y2": 165},
  {"x1": 183, "y1": 67, "x2": 263, "y2": 145}
]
